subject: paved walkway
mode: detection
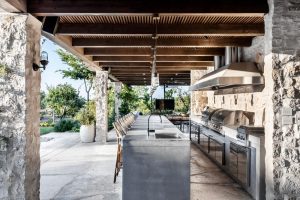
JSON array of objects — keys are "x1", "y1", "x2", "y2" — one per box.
[
  {"x1": 40, "y1": 132, "x2": 252, "y2": 200},
  {"x1": 40, "y1": 131, "x2": 121, "y2": 200}
]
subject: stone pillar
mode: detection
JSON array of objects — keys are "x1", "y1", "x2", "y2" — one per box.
[
  {"x1": 0, "y1": 14, "x2": 41, "y2": 199},
  {"x1": 95, "y1": 70, "x2": 108, "y2": 144},
  {"x1": 190, "y1": 70, "x2": 208, "y2": 115},
  {"x1": 264, "y1": 0, "x2": 300, "y2": 199},
  {"x1": 114, "y1": 82, "x2": 122, "y2": 119}
]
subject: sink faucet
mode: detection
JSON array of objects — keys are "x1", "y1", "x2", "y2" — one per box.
[{"x1": 147, "y1": 114, "x2": 162, "y2": 137}]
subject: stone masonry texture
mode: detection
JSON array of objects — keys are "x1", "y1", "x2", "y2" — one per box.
[
  {"x1": 190, "y1": 70, "x2": 208, "y2": 116},
  {"x1": 114, "y1": 82, "x2": 122, "y2": 120},
  {"x1": 0, "y1": 14, "x2": 41, "y2": 199},
  {"x1": 264, "y1": 0, "x2": 300, "y2": 199},
  {"x1": 95, "y1": 70, "x2": 108, "y2": 144}
]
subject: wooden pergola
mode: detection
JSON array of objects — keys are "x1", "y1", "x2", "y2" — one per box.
[{"x1": 4, "y1": 0, "x2": 268, "y2": 85}]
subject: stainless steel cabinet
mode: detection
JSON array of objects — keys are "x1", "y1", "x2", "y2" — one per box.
[
  {"x1": 209, "y1": 137, "x2": 225, "y2": 165},
  {"x1": 190, "y1": 122, "x2": 200, "y2": 144},
  {"x1": 229, "y1": 142, "x2": 251, "y2": 187},
  {"x1": 199, "y1": 132, "x2": 209, "y2": 153}
]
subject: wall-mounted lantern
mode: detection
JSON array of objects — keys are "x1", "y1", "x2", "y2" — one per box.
[{"x1": 33, "y1": 51, "x2": 49, "y2": 71}]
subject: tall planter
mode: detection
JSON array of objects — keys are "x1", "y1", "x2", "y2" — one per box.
[
  {"x1": 80, "y1": 124, "x2": 95, "y2": 143},
  {"x1": 75, "y1": 101, "x2": 96, "y2": 143}
]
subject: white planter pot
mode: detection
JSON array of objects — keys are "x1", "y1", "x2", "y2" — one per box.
[{"x1": 80, "y1": 125, "x2": 95, "y2": 143}]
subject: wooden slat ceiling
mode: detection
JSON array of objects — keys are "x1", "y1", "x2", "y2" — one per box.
[{"x1": 28, "y1": 0, "x2": 268, "y2": 85}]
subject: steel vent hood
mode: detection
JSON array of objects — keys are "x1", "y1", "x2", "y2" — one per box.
[{"x1": 190, "y1": 47, "x2": 264, "y2": 91}]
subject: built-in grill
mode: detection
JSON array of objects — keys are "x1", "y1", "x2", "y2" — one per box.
[
  {"x1": 204, "y1": 108, "x2": 255, "y2": 136},
  {"x1": 201, "y1": 106, "x2": 221, "y2": 125}
]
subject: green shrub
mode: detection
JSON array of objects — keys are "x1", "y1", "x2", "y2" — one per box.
[
  {"x1": 40, "y1": 121, "x2": 55, "y2": 127},
  {"x1": 54, "y1": 119, "x2": 79, "y2": 132},
  {"x1": 75, "y1": 101, "x2": 96, "y2": 125},
  {"x1": 71, "y1": 126, "x2": 80, "y2": 132},
  {"x1": 71, "y1": 121, "x2": 81, "y2": 132}
]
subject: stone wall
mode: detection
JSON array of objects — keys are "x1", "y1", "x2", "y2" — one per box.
[
  {"x1": 95, "y1": 70, "x2": 108, "y2": 144},
  {"x1": 190, "y1": 70, "x2": 208, "y2": 116},
  {"x1": 264, "y1": 0, "x2": 300, "y2": 199},
  {"x1": 205, "y1": 36, "x2": 267, "y2": 126},
  {"x1": 0, "y1": 14, "x2": 41, "y2": 199}
]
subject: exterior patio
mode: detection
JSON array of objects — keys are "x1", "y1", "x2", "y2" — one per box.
[
  {"x1": 40, "y1": 131, "x2": 251, "y2": 200},
  {"x1": 1, "y1": 0, "x2": 300, "y2": 200}
]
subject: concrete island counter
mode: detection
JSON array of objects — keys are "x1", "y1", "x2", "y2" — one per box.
[{"x1": 122, "y1": 115, "x2": 190, "y2": 200}]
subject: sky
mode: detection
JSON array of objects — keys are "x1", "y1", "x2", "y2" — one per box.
[
  {"x1": 40, "y1": 38, "x2": 189, "y2": 99},
  {"x1": 41, "y1": 38, "x2": 87, "y2": 98}
]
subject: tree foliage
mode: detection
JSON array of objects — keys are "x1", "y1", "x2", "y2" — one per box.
[
  {"x1": 56, "y1": 49, "x2": 95, "y2": 101},
  {"x1": 164, "y1": 87, "x2": 190, "y2": 113},
  {"x1": 119, "y1": 85, "x2": 139, "y2": 116},
  {"x1": 45, "y1": 83, "x2": 85, "y2": 119},
  {"x1": 75, "y1": 101, "x2": 96, "y2": 125},
  {"x1": 134, "y1": 86, "x2": 151, "y2": 114},
  {"x1": 40, "y1": 91, "x2": 47, "y2": 110},
  {"x1": 107, "y1": 85, "x2": 116, "y2": 129}
]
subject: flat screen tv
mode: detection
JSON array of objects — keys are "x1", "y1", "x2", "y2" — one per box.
[{"x1": 155, "y1": 99, "x2": 175, "y2": 110}]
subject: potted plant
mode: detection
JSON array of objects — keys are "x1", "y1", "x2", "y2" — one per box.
[{"x1": 75, "y1": 101, "x2": 96, "y2": 143}]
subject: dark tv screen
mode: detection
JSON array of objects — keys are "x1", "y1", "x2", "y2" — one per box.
[{"x1": 155, "y1": 99, "x2": 175, "y2": 110}]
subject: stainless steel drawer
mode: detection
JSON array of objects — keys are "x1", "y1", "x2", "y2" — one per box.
[{"x1": 229, "y1": 142, "x2": 251, "y2": 187}]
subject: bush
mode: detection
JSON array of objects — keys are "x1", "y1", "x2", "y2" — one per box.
[
  {"x1": 40, "y1": 121, "x2": 55, "y2": 127},
  {"x1": 71, "y1": 121, "x2": 81, "y2": 132},
  {"x1": 54, "y1": 119, "x2": 80, "y2": 132},
  {"x1": 75, "y1": 101, "x2": 96, "y2": 125}
]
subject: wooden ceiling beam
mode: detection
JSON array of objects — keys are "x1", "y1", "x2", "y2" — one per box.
[
  {"x1": 115, "y1": 74, "x2": 190, "y2": 78},
  {"x1": 57, "y1": 23, "x2": 264, "y2": 37},
  {"x1": 98, "y1": 62, "x2": 213, "y2": 67},
  {"x1": 93, "y1": 56, "x2": 213, "y2": 62},
  {"x1": 0, "y1": 0, "x2": 27, "y2": 12},
  {"x1": 28, "y1": 0, "x2": 269, "y2": 16},
  {"x1": 73, "y1": 38, "x2": 252, "y2": 47},
  {"x1": 112, "y1": 72, "x2": 190, "y2": 75},
  {"x1": 112, "y1": 72, "x2": 189, "y2": 75},
  {"x1": 117, "y1": 77, "x2": 190, "y2": 80},
  {"x1": 84, "y1": 48, "x2": 225, "y2": 56},
  {"x1": 110, "y1": 67, "x2": 206, "y2": 71},
  {"x1": 85, "y1": 48, "x2": 151, "y2": 56},
  {"x1": 120, "y1": 81, "x2": 190, "y2": 86}
]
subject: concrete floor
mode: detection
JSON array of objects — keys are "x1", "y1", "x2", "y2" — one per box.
[
  {"x1": 40, "y1": 132, "x2": 252, "y2": 200},
  {"x1": 40, "y1": 132, "x2": 122, "y2": 200},
  {"x1": 190, "y1": 145, "x2": 252, "y2": 200}
]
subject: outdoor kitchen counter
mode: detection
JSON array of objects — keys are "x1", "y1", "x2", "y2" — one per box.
[
  {"x1": 122, "y1": 115, "x2": 190, "y2": 200},
  {"x1": 190, "y1": 115, "x2": 265, "y2": 200}
]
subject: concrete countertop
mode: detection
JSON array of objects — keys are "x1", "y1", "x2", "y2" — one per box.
[
  {"x1": 190, "y1": 115, "x2": 264, "y2": 144},
  {"x1": 123, "y1": 115, "x2": 189, "y2": 146}
]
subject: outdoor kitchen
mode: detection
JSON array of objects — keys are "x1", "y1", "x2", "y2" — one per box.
[
  {"x1": 189, "y1": 42, "x2": 270, "y2": 200},
  {"x1": 1, "y1": 1, "x2": 300, "y2": 200}
]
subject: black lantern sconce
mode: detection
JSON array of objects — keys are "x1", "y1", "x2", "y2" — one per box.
[{"x1": 33, "y1": 51, "x2": 49, "y2": 71}]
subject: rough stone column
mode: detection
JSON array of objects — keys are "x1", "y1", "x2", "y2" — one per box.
[
  {"x1": 0, "y1": 14, "x2": 41, "y2": 199},
  {"x1": 114, "y1": 82, "x2": 122, "y2": 119},
  {"x1": 190, "y1": 70, "x2": 208, "y2": 115},
  {"x1": 264, "y1": 0, "x2": 300, "y2": 199},
  {"x1": 95, "y1": 70, "x2": 108, "y2": 144}
]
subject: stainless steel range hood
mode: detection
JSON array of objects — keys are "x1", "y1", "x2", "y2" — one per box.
[{"x1": 190, "y1": 47, "x2": 264, "y2": 91}]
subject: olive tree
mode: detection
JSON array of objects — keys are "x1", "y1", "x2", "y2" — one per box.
[
  {"x1": 45, "y1": 83, "x2": 85, "y2": 119},
  {"x1": 57, "y1": 49, "x2": 95, "y2": 102}
]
